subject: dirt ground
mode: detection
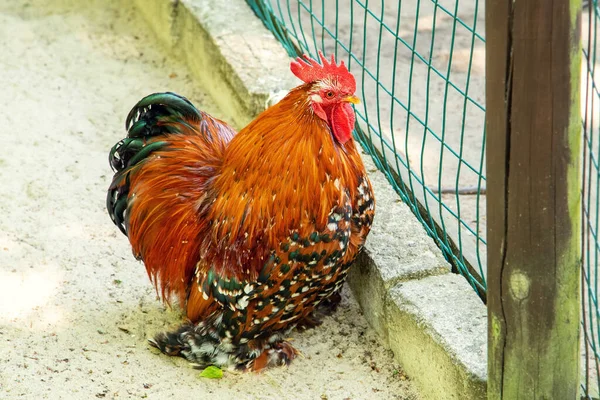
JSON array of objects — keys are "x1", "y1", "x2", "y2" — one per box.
[{"x1": 0, "y1": 1, "x2": 419, "y2": 399}]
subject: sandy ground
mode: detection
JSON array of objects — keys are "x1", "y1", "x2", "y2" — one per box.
[{"x1": 0, "y1": 1, "x2": 419, "y2": 399}]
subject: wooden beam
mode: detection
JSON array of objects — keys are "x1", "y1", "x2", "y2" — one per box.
[{"x1": 486, "y1": 0, "x2": 582, "y2": 398}]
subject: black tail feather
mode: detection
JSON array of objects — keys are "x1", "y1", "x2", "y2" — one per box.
[{"x1": 106, "y1": 92, "x2": 201, "y2": 235}]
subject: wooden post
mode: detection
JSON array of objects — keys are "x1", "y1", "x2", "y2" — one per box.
[{"x1": 486, "y1": 0, "x2": 582, "y2": 399}]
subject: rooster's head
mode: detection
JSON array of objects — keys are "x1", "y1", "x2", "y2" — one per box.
[{"x1": 290, "y1": 51, "x2": 359, "y2": 144}]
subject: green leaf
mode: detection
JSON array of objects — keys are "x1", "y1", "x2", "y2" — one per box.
[{"x1": 198, "y1": 366, "x2": 223, "y2": 379}]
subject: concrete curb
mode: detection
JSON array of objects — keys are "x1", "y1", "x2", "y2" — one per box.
[{"x1": 132, "y1": 0, "x2": 488, "y2": 398}]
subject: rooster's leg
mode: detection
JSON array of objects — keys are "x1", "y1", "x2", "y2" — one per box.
[
  {"x1": 150, "y1": 318, "x2": 300, "y2": 371},
  {"x1": 317, "y1": 289, "x2": 342, "y2": 315},
  {"x1": 148, "y1": 323, "x2": 195, "y2": 357},
  {"x1": 296, "y1": 313, "x2": 323, "y2": 331},
  {"x1": 296, "y1": 289, "x2": 343, "y2": 331},
  {"x1": 248, "y1": 340, "x2": 299, "y2": 371}
]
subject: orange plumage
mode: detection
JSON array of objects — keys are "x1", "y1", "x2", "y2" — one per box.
[{"x1": 107, "y1": 52, "x2": 375, "y2": 370}]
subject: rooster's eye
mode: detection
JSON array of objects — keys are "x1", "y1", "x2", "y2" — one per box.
[{"x1": 325, "y1": 91, "x2": 334, "y2": 98}]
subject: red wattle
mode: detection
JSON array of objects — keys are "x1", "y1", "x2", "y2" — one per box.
[{"x1": 329, "y1": 102, "x2": 355, "y2": 144}]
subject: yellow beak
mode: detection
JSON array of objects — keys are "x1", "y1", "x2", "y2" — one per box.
[{"x1": 344, "y1": 95, "x2": 360, "y2": 105}]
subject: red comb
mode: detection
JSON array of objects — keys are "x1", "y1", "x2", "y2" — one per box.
[{"x1": 290, "y1": 51, "x2": 356, "y2": 93}]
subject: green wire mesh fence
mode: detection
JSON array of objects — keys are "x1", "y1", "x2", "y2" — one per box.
[
  {"x1": 245, "y1": 0, "x2": 487, "y2": 296},
  {"x1": 583, "y1": 1, "x2": 600, "y2": 397}
]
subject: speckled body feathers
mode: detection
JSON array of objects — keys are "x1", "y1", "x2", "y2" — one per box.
[{"x1": 107, "y1": 60, "x2": 375, "y2": 370}]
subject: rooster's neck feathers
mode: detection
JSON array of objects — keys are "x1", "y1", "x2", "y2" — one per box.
[{"x1": 205, "y1": 85, "x2": 364, "y2": 277}]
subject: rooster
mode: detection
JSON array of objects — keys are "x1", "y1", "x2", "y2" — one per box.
[{"x1": 107, "y1": 52, "x2": 375, "y2": 370}]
